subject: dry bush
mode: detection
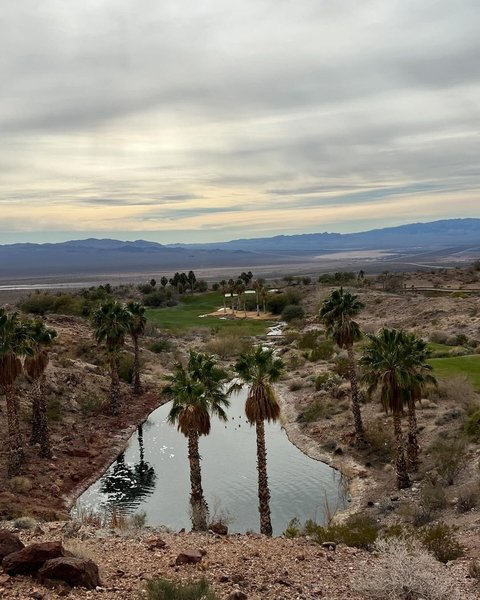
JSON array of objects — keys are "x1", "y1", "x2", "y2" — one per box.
[
  {"x1": 356, "y1": 537, "x2": 472, "y2": 600},
  {"x1": 364, "y1": 419, "x2": 394, "y2": 463},
  {"x1": 456, "y1": 483, "x2": 480, "y2": 513},
  {"x1": 204, "y1": 331, "x2": 251, "y2": 359},
  {"x1": 434, "y1": 376, "x2": 477, "y2": 406}
]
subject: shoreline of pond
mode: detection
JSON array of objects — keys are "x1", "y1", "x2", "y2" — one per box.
[{"x1": 64, "y1": 383, "x2": 364, "y2": 529}]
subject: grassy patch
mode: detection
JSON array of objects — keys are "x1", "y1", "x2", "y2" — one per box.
[
  {"x1": 429, "y1": 355, "x2": 480, "y2": 390},
  {"x1": 146, "y1": 292, "x2": 272, "y2": 335}
]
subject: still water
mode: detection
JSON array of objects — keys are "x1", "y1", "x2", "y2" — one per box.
[{"x1": 76, "y1": 389, "x2": 347, "y2": 535}]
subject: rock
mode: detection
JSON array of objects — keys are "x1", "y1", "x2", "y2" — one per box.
[
  {"x1": 39, "y1": 557, "x2": 101, "y2": 590},
  {"x1": 210, "y1": 521, "x2": 228, "y2": 535},
  {"x1": 175, "y1": 550, "x2": 203, "y2": 565},
  {"x1": 2, "y1": 541, "x2": 69, "y2": 575},
  {"x1": 321, "y1": 542, "x2": 336, "y2": 552},
  {"x1": 30, "y1": 592, "x2": 44, "y2": 599},
  {"x1": 0, "y1": 529, "x2": 24, "y2": 560},
  {"x1": 231, "y1": 573, "x2": 246, "y2": 584},
  {"x1": 228, "y1": 592, "x2": 248, "y2": 600},
  {"x1": 145, "y1": 536, "x2": 167, "y2": 550}
]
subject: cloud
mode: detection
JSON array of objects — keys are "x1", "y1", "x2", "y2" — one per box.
[{"x1": 0, "y1": 0, "x2": 479, "y2": 243}]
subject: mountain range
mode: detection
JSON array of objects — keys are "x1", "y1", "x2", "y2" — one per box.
[{"x1": 0, "y1": 218, "x2": 479, "y2": 280}]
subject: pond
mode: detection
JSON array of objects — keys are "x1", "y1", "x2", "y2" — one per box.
[{"x1": 75, "y1": 389, "x2": 348, "y2": 535}]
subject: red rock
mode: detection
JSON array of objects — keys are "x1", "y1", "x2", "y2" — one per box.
[
  {"x1": 0, "y1": 529, "x2": 24, "y2": 560},
  {"x1": 210, "y1": 521, "x2": 228, "y2": 535},
  {"x1": 175, "y1": 550, "x2": 203, "y2": 565},
  {"x1": 39, "y1": 556, "x2": 101, "y2": 590},
  {"x1": 2, "y1": 541, "x2": 68, "y2": 575}
]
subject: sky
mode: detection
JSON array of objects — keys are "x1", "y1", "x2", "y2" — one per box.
[{"x1": 1, "y1": 0, "x2": 479, "y2": 244}]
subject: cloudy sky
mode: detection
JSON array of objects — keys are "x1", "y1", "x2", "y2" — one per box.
[{"x1": 1, "y1": 0, "x2": 479, "y2": 244}]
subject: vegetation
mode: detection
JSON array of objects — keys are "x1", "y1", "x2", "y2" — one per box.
[
  {"x1": 126, "y1": 301, "x2": 147, "y2": 394},
  {"x1": 320, "y1": 287, "x2": 365, "y2": 443},
  {"x1": 429, "y1": 355, "x2": 480, "y2": 389},
  {"x1": 143, "y1": 577, "x2": 219, "y2": 600},
  {"x1": 234, "y1": 346, "x2": 284, "y2": 536},
  {"x1": 164, "y1": 351, "x2": 231, "y2": 531}
]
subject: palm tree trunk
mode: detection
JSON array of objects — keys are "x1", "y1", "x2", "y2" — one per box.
[
  {"x1": 406, "y1": 399, "x2": 419, "y2": 471},
  {"x1": 255, "y1": 419, "x2": 273, "y2": 536},
  {"x1": 346, "y1": 346, "x2": 365, "y2": 444},
  {"x1": 37, "y1": 377, "x2": 52, "y2": 459},
  {"x1": 5, "y1": 385, "x2": 24, "y2": 476},
  {"x1": 109, "y1": 355, "x2": 121, "y2": 415},
  {"x1": 393, "y1": 410, "x2": 410, "y2": 489},
  {"x1": 132, "y1": 336, "x2": 142, "y2": 395},
  {"x1": 30, "y1": 378, "x2": 42, "y2": 446},
  {"x1": 187, "y1": 431, "x2": 208, "y2": 531}
]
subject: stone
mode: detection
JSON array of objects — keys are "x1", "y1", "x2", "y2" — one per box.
[
  {"x1": 321, "y1": 542, "x2": 336, "y2": 552},
  {"x1": 145, "y1": 536, "x2": 167, "y2": 550},
  {"x1": 175, "y1": 550, "x2": 203, "y2": 565},
  {"x1": 0, "y1": 529, "x2": 25, "y2": 560},
  {"x1": 39, "y1": 557, "x2": 101, "y2": 590},
  {"x1": 210, "y1": 521, "x2": 228, "y2": 535},
  {"x1": 2, "y1": 541, "x2": 69, "y2": 575},
  {"x1": 228, "y1": 592, "x2": 248, "y2": 600}
]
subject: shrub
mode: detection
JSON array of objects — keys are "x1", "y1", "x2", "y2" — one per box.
[
  {"x1": 468, "y1": 560, "x2": 480, "y2": 585},
  {"x1": 464, "y1": 403, "x2": 480, "y2": 440},
  {"x1": 363, "y1": 419, "x2": 394, "y2": 462},
  {"x1": 281, "y1": 304, "x2": 305, "y2": 322},
  {"x1": 332, "y1": 356, "x2": 349, "y2": 378},
  {"x1": 430, "y1": 331, "x2": 449, "y2": 344},
  {"x1": 13, "y1": 516, "x2": 36, "y2": 530},
  {"x1": 283, "y1": 518, "x2": 301, "y2": 538},
  {"x1": 430, "y1": 437, "x2": 466, "y2": 485},
  {"x1": 148, "y1": 339, "x2": 172, "y2": 353},
  {"x1": 308, "y1": 340, "x2": 334, "y2": 362},
  {"x1": 303, "y1": 513, "x2": 378, "y2": 550},
  {"x1": 204, "y1": 331, "x2": 252, "y2": 359},
  {"x1": 420, "y1": 481, "x2": 447, "y2": 512},
  {"x1": 10, "y1": 477, "x2": 33, "y2": 494},
  {"x1": 118, "y1": 353, "x2": 135, "y2": 383},
  {"x1": 78, "y1": 393, "x2": 106, "y2": 416},
  {"x1": 456, "y1": 484, "x2": 479, "y2": 513},
  {"x1": 297, "y1": 330, "x2": 321, "y2": 349},
  {"x1": 419, "y1": 522, "x2": 464, "y2": 563},
  {"x1": 288, "y1": 379, "x2": 303, "y2": 391},
  {"x1": 296, "y1": 397, "x2": 337, "y2": 423},
  {"x1": 355, "y1": 537, "x2": 469, "y2": 600},
  {"x1": 19, "y1": 293, "x2": 56, "y2": 315},
  {"x1": 314, "y1": 372, "x2": 342, "y2": 393},
  {"x1": 143, "y1": 577, "x2": 219, "y2": 600}
]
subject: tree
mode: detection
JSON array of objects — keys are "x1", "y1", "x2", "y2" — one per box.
[
  {"x1": 360, "y1": 328, "x2": 423, "y2": 489},
  {"x1": 320, "y1": 288, "x2": 366, "y2": 444},
  {"x1": 150, "y1": 279, "x2": 156, "y2": 288},
  {"x1": 219, "y1": 280, "x2": 227, "y2": 313},
  {"x1": 397, "y1": 332, "x2": 436, "y2": 471},
  {"x1": 252, "y1": 279, "x2": 263, "y2": 316},
  {"x1": 0, "y1": 309, "x2": 33, "y2": 476},
  {"x1": 24, "y1": 320, "x2": 57, "y2": 458},
  {"x1": 160, "y1": 276, "x2": 168, "y2": 288},
  {"x1": 92, "y1": 301, "x2": 131, "y2": 415},
  {"x1": 227, "y1": 279, "x2": 236, "y2": 313},
  {"x1": 126, "y1": 302, "x2": 147, "y2": 395},
  {"x1": 164, "y1": 351, "x2": 231, "y2": 531},
  {"x1": 187, "y1": 271, "x2": 197, "y2": 295},
  {"x1": 234, "y1": 347, "x2": 284, "y2": 536}
]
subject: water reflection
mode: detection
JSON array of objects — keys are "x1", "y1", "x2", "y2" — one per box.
[{"x1": 100, "y1": 425, "x2": 156, "y2": 510}]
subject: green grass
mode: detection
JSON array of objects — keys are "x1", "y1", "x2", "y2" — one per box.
[
  {"x1": 429, "y1": 355, "x2": 480, "y2": 390},
  {"x1": 146, "y1": 292, "x2": 273, "y2": 335}
]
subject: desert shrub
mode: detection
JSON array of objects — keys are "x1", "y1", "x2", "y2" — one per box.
[
  {"x1": 130, "y1": 510, "x2": 147, "y2": 529},
  {"x1": 355, "y1": 537, "x2": 469, "y2": 600},
  {"x1": 266, "y1": 294, "x2": 290, "y2": 315},
  {"x1": 118, "y1": 353, "x2": 135, "y2": 383},
  {"x1": 19, "y1": 293, "x2": 57, "y2": 315},
  {"x1": 363, "y1": 419, "x2": 394, "y2": 462},
  {"x1": 411, "y1": 505, "x2": 437, "y2": 526},
  {"x1": 143, "y1": 577, "x2": 219, "y2": 600},
  {"x1": 332, "y1": 355, "x2": 349, "y2": 378},
  {"x1": 286, "y1": 351, "x2": 306, "y2": 369},
  {"x1": 283, "y1": 517, "x2": 301, "y2": 538},
  {"x1": 433, "y1": 376, "x2": 476, "y2": 406},
  {"x1": 13, "y1": 516, "x2": 36, "y2": 530},
  {"x1": 456, "y1": 484, "x2": 480, "y2": 513},
  {"x1": 297, "y1": 396, "x2": 339, "y2": 423},
  {"x1": 281, "y1": 304, "x2": 305, "y2": 322},
  {"x1": 308, "y1": 340, "x2": 334, "y2": 362},
  {"x1": 194, "y1": 279, "x2": 208, "y2": 293},
  {"x1": 430, "y1": 331, "x2": 449, "y2": 344},
  {"x1": 53, "y1": 294, "x2": 84, "y2": 316},
  {"x1": 297, "y1": 330, "x2": 321, "y2": 349},
  {"x1": 430, "y1": 437, "x2": 467, "y2": 485},
  {"x1": 10, "y1": 477, "x2": 33, "y2": 494},
  {"x1": 148, "y1": 339, "x2": 173, "y2": 353},
  {"x1": 420, "y1": 481, "x2": 447, "y2": 512},
  {"x1": 445, "y1": 335, "x2": 459, "y2": 346},
  {"x1": 204, "y1": 331, "x2": 251, "y2": 359},
  {"x1": 47, "y1": 395, "x2": 63, "y2": 422},
  {"x1": 303, "y1": 513, "x2": 378, "y2": 550},
  {"x1": 464, "y1": 403, "x2": 480, "y2": 440},
  {"x1": 314, "y1": 372, "x2": 342, "y2": 393},
  {"x1": 468, "y1": 560, "x2": 480, "y2": 585},
  {"x1": 78, "y1": 393, "x2": 106, "y2": 416},
  {"x1": 419, "y1": 522, "x2": 464, "y2": 563},
  {"x1": 288, "y1": 379, "x2": 303, "y2": 391}
]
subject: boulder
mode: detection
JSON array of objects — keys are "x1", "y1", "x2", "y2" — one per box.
[
  {"x1": 0, "y1": 529, "x2": 24, "y2": 560},
  {"x1": 209, "y1": 522, "x2": 228, "y2": 536},
  {"x1": 175, "y1": 550, "x2": 203, "y2": 565},
  {"x1": 2, "y1": 541, "x2": 68, "y2": 575},
  {"x1": 39, "y1": 557, "x2": 100, "y2": 590}
]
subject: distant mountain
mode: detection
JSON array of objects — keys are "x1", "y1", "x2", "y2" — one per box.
[
  {"x1": 0, "y1": 218, "x2": 478, "y2": 280},
  {"x1": 168, "y1": 219, "x2": 480, "y2": 254}
]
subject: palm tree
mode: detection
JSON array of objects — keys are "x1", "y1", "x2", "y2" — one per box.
[
  {"x1": 164, "y1": 351, "x2": 230, "y2": 531},
  {"x1": 234, "y1": 346, "x2": 284, "y2": 536},
  {"x1": 126, "y1": 302, "x2": 147, "y2": 395},
  {"x1": 92, "y1": 300, "x2": 131, "y2": 415},
  {"x1": 360, "y1": 328, "x2": 423, "y2": 489},
  {"x1": 24, "y1": 320, "x2": 57, "y2": 458},
  {"x1": 0, "y1": 309, "x2": 33, "y2": 476},
  {"x1": 398, "y1": 332, "x2": 436, "y2": 471},
  {"x1": 219, "y1": 280, "x2": 227, "y2": 313},
  {"x1": 320, "y1": 288, "x2": 365, "y2": 443}
]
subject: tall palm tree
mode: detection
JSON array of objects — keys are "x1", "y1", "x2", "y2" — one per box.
[
  {"x1": 234, "y1": 346, "x2": 284, "y2": 536},
  {"x1": 92, "y1": 300, "x2": 131, "y2": 415},
  {"x1": 360, "y1": 328, "x2": 422, "y2": 489},
  {"x1": 0, "y1": 309, "x2": 33, "y2": 476},
  {"x1": 164, "y1": 351, "x2": 230, "y2": 531},
  {"x1": 320, "y1": 288, "x2": 366, "y2": 443},
  {"x1": 24, "y1": 320, "x2": 57, "y2": 458},
  {"x1": 219, "y1": 280, "x2": 227, "y2": 313},
  {"x1": 126, "y1": 302, "x2": 147, "y2": 395},
  {"x1": 398, "y1": 332, "x2": 436, "y2": 471}
]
